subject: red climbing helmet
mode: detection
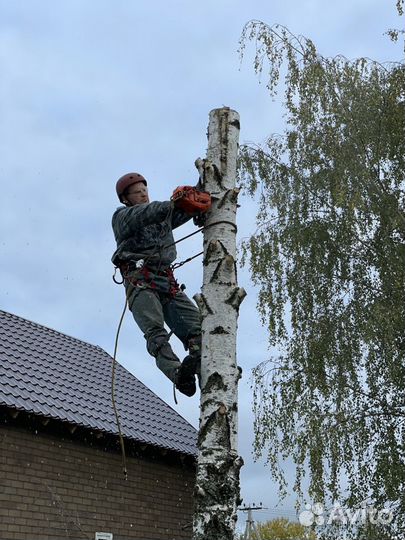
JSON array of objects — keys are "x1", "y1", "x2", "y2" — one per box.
[{"x1": 116, "y1": 172, "x2": 147, "y2": 202}]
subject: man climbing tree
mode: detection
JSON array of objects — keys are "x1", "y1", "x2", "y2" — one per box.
[
  {"x1": 111, "y1": 172, "x2": 211, "y2": 396},
  {"x1": 111, "y1": 107, "x2": 245, "y2": 540}
]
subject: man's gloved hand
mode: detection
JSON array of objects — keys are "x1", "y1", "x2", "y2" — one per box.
[
  {"x1": 171, "y1": 186, "x2": 211, "y2": 216},
  {"x1": 193, "y1": 213, "x2": 206, "y2": 227}
]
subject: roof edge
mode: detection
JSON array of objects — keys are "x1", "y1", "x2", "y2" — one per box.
[{"x1": 0, "y1": 404, "x2": 198, "y2": 460}]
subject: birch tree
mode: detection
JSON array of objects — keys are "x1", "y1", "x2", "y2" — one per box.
[
  {"x1": 238, "y1": 3, "x2": 405, "y2": 536},
  {"x1": 192, "y1": 107, "x2": 246, "y2": 540}
]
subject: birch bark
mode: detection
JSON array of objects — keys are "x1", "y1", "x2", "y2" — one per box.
[{"x1": 193, "y1": 107, "x2": 246, "y2": 540}]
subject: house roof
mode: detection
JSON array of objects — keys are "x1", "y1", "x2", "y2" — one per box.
[{"x1": 0, "y1": 310, "x2": 197, "y2": 456}]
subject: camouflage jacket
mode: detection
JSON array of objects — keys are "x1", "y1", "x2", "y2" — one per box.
[{"x1": 111, "y1": 201, "x2": 191, "y2": 269}]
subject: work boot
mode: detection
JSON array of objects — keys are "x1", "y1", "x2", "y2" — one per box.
[
  {"x1": 175, "y1": 357, "x2": 197, "y2": 397},
  {"x1": 185, "y1": 335, "x2": 202, "y2": 387},
  {"x1": 183, "y1": 354, "x2": 201, "y2": 386}
]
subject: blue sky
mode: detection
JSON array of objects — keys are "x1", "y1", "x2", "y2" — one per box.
[{"x1": 1, "y1": 0, "x2": 402, "y2": 529}]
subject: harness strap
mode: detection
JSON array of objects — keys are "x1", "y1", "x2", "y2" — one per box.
[
  {"x1": 119, "y1": 263, "x2": 181, "y2": 298},
  {"x1": 112, "y1": 219, "x2": 237, "y2": 283}
]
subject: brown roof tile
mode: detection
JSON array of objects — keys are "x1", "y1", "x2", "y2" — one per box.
[{"x1": 0, "y1": 310, "x2": 197, "y2": 456}]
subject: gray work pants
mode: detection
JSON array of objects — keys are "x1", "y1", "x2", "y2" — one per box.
[{"x1": 127, "y1": 285, "x2": 201, "y2": 382}]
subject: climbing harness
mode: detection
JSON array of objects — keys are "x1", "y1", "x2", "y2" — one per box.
[{"x1": 120, "y1": 265, "x2": 181, "y2": 299}]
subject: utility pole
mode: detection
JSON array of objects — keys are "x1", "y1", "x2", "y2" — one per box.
[
  {"x1": 239, "y1": 504, "x2": 266, "y2": 540},
  {"x1": 192, "y1": 107, "x2": 246, "y2": 540}
]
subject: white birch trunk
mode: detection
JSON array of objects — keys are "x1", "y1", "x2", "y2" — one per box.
[{"x1": 193, "y1": 107, "x2": 246, "y2": 540}]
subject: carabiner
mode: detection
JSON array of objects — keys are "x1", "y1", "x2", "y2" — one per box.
[{"x1": 112, "y1": 267, "x2": 124, "y2": 285}]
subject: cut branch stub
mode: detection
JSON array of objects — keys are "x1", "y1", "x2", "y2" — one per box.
[
  {"x1": 193, "y1": 293, "x2": 213, "y2": 317},
  {"x1": 225, "y1": 287, "x2": 247, "y2": 311},
  {"x1": 195, "y1": 158, "x2": 224, "y2": 190}
]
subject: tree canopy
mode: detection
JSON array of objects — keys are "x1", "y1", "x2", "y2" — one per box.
[
  {"x1": 240, "y1": 517, "x2": 317, "y2": 540},
  {"x1": 238, "y1": 4, "x2": 405, "y2": 536}
]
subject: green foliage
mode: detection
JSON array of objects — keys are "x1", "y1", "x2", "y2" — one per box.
[
  {"x1": 238, "y1": 14, "x2": 405, "y2": 536},
  {"x1": 255, "y1": 518, "x2": 317, "y2": 540},
  {"x1": 354, "y1": 519, "x2": 398, "y2": 540}
]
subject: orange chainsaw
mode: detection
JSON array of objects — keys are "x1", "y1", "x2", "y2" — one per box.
[{"x1": 171, "y1": 186, "x2": 212, "y2": 215}]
